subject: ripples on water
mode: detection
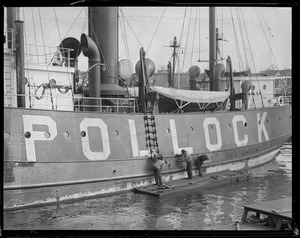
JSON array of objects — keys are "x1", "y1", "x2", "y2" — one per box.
[{"x1": 4, "y1": 142, "x2": 292, "y2": 231}]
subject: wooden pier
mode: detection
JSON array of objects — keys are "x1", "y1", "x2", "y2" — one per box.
[{"x1": 134, "y1": 170, "x2": 251, "y2": 197}]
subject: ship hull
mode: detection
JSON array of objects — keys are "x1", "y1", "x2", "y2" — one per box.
[{"x1": 3, "y1": 105, "x2": 291, "y2": 210}]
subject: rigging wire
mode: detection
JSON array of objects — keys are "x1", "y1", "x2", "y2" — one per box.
[
  {"x1": 119, "y1": 8, "x2": 147, "y2": 57},
  {"x1": 236, "y1": 8, "x2": 250, "y2": 71},
  {"x1": 64, "y1": 7, "x2": 85, "y2": 38},
  {"x1": 119, "y1": 8, "x2": 131, "y2": 62},
  {"x1": 38, "y1": 7, "x2": 54, "y2": 109},
  {"x1": 179, "y1": 7, "x2": 193, "y2": 87},
  {"x1": 31, "y1": 8, "x2": 39, "y2": 64},
  {"x1": 53, "y1": 7, "x2": 74, "y2": 99},
  {"x1": 230, "y1": 7, "x2": 244, "y2": 74},
  {"x1": 240, "y1": 7, "x2": 264, "y2": 108},
  {"x1": 22, "y1": 8, "x2": 32, "y2": 108},
  {"x1": 81, "y1": 8, "x2": 88, "y2": 33},
  {"x1": 221, "y1": 7, "x2": 224, "y2": 61},
  {"x1": 146, "y1": 7, "x2": 166, "y2": 54},
  {"x1": 175, "y1": 7, "x2": 188, "y2": 88},
  {"x1": 198, "y1": 7, "x2": 201, "y2": 61},
  {"x1": 255, "y1": 7, "x2": 279, "y2": 70},
  {"x1": 190, "y1": 7, "x2": 198, "y2": 66}
]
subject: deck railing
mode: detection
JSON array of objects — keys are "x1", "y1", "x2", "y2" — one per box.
[
  {"x1": 4, "y1": 93, "x2": 137, "y2": 113},
  {"x1": 4, "y1": 92, "x2": 291, "y2": 113}
]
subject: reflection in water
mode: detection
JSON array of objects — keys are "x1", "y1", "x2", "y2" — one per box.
[
  {"x1": 254, "y1": 180, "x2": 269, "y2": 203},
  {"x1": 203, "y1": 195, "x2": 224, "y2": 229},
  {"x1": 228, "y1": 191, "x2": 247, "y2": 223},
  {"x1": 4, "y1": 142, "x2": 292, "y2": 230}
]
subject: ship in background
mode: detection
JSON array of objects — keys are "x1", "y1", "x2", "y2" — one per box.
[{"x1": 3, "y1": 6, "x2": 292, "y2": 210}]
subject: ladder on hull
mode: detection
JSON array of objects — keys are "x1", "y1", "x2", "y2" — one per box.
[{"x1": 144, "y1": 110, "x2": 159, "y2": 158}]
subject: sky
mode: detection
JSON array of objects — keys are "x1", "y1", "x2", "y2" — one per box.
[{"x1": 5, "y1": 6, "x2": 291, "y2": 73}]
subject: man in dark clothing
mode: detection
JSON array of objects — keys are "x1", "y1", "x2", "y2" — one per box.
[
  {"x1": 178, "y1": 149, "x2": 193, "y2": 182},
  {"x1": 196, "y1": 154, "x2": 208, "y2": 176},
  {"x1": 152, "y1": 154, "x2": 166, "y2": 188}
]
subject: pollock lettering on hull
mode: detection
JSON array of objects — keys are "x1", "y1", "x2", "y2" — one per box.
[
  {"x1": 21, "y1": 111, "x2": 270, "y2": 162},
  {"x1": 80, "y1": 118, "x2": 110, "y2": 160},
  {"x1": 232, "y1": 115, "x2": 248, "y2": 147},
  {"x1": 128, "y1": 119, "x2": 149, "y2": 157},
  {"x1": 257, "y1": 112, "x2": 269, "y2": 142},
  {"x1": 203, "y1": 117, "x2": 222, "y2": 151},
  {"x1": 23, "y1": 115, "x2": 57, "y2": 162},
  {"x1": 169, "y1": 119, "x2": 193, "y2": 154}
]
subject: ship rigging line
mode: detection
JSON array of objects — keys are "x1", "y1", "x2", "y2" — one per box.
[
  {"x1": 240, "y1": 7, "x2": 264, "y2": 108},
  {"x1": 198, "y1": 7, "x2": 201, "y2": 61},
  {"x1": 38, "y1": 7, "x2": 54, "y2": 109},
  {"x1": 146, "y1": 7, "x2": 166, "y2": 54},
  {"x1": 119, "y1": 9, "x2": 131, "y2": 62},
  {"x1": 236, "y1": 8, "x2": 250, "y2": 72},
  {"x1": 190, "y1": 7, "x2": 198, "y2": 66},
  {"x1": 230, "y1": 7, "x2": 245, "y2": 74},
  {"x1": 30, "y1": 8, "x2": 39, "y2": 64},
  {"x1": 119, "y1": 9, "x2": 150, "y2": 59},
  {"x1": 53, "y1": 7, "x2": 74, "y2": 99},
  {"x1": 255, "y1": 7, "x2": 279, "y2": 70},
  {"x1": 179, "y1": 7, "x2": 193, "y2": 88},
  {"x1": 23, "y1": 8, "x2": 32, "y2": 108},
  {"x1": 64, "y1": 7, "x2": 85, "y2": 38}
]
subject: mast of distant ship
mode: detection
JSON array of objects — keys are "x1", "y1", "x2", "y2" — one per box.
[{"x1": 209, "y1": 7, "x2": 217, "y2": 91}]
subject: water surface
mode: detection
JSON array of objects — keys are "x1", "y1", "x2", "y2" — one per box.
[{"x1": 3, "y1": 142, "x2": 292, "y2": 230}]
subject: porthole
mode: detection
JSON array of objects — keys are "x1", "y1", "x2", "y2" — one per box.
[
  {"x1": 81, "y1": 131, "x2": 86, "y2": 137},
  {"x1": 266, "y1": 119, "x2": 269, "y2": 123},
  {"x1": 44, "y1": 132, "x2": 50, "y2": 138},
  {"x1": 63, "y1": 131, "x2": 70, "y2": 138},
  {"x1": 210, "y1": 125, "x2": 213, "y2": 130},
  {"x1": 244, "y1": 122, "x2": 247, "y2": 127},
  {"x1": 24, "y1": 131, "x2": 31, "y2": 138},
  {"x1": 258, "y1": 120, "x2": 261, "y2": 125},
  {"x1": 4, "y1": 132, "x2": 10, "y2": 139},
  {"x1": 166, "y1": 128, "x2": 170, "y2": 134},
  {"x1": 228, "y1": 124, "x2": 232, "y2": 129},
  {"x1": 190, "y1": 127, "x2": 194, "y2": 132},
  {"x1": 114, "y1": 130, "x2": 119, "y2": 136},
  {"x1": 279, "y1": 117, "x2": 281, "y2": 121}
]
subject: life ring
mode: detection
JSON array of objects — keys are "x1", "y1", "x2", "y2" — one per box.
[{"x1": 277, "y1": 96, "x2": 284, "y2": 106}]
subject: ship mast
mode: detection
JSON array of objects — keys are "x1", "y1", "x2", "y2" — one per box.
[{"x1": 209, "y1": 7, "x2": 216, "y2": 91}]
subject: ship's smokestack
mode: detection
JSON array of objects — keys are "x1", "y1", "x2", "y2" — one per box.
[
  {"x1": 15, "y1": 20, "x2": 25, "y2": 108},
  {"x1": 88, "y1": 7, "x2": 126, "y2": 97},
  {"x1": 81, "y1": 33, "x2": 101, "y2": 110}
]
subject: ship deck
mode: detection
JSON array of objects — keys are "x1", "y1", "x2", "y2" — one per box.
[{"x1": 134, "y1": 170, "x2": 251, "y2": 197}]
